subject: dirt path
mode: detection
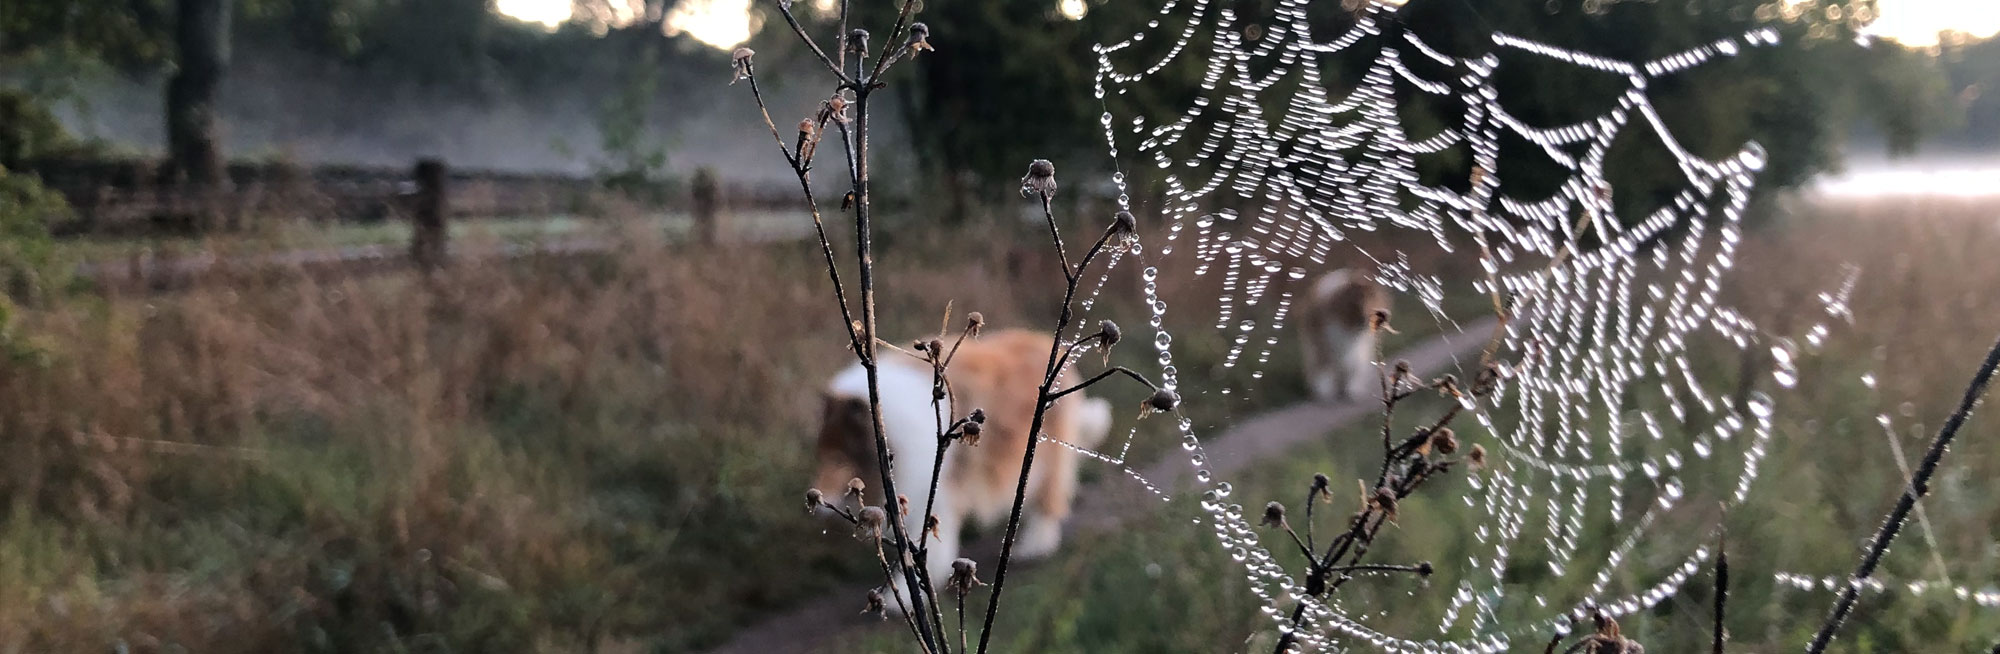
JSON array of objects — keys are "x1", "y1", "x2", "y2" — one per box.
[{"x1": 704, "y1": 317, "x2": 1498, "y2": 654}]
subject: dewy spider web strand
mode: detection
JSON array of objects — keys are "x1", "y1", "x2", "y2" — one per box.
[{"x1": 1005, "y1": 1, "x2": 1863, "y2": 649}]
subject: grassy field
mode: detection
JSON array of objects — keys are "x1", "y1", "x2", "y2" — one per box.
[
  {"x1": 829, "y1": 195, "x2": 2000, "y2": 653},
  {"x1": 2, "y1": 194, "x2": 1998, "y2": 652}
]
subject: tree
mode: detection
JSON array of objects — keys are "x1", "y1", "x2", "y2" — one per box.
[{"x1": 167, "y1": 0, "x2": 231, "y2": 190}]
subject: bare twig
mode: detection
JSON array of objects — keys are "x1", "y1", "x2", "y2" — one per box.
[
  {"x1": 976, "y1": 178, "x2": 1152, "y2": 654},
  {"x1": 1713, "y1": 537, "x2": 1729, "y2": 654},
  {"x1": 776, "y1": 2, "x2": 855, "y2": 87},
  {"x1": 1806, "y1": 332, "x2": 2000, "y2": 653}
]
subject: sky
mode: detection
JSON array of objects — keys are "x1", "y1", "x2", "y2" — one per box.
[{"x1": 497, "y1": 0, "x2": 2000, "y2": 50}]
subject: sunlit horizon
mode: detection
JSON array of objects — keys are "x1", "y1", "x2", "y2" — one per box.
[{"x1": 493, "y1": 0, "x2": 2000, "y2": 51}]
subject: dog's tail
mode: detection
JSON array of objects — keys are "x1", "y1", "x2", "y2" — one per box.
[{"x1": 1066, "y1": 395, "x2": 1116, "y2": 450}]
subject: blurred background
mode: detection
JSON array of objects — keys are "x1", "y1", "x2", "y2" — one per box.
[{"x1": 1, "y1": 0, "x2": 1998, "y2": 652}]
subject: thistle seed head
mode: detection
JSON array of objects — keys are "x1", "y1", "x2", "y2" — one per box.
[
  {"x1": 907, "y1": 22, "x2": 934, "y2": 53},
  {"x1": 1430, "y1": 427, "x2": 1458, "y2": 455},
  {"x1": 730, "y1": 47, "x2": 755, "y2": 83},
  {"x1": 856, "y1": 506, "x2": 888, "y2": 540},
  {"x1": 960, "y1": 420, "x2": 982, "y2": 444},
  {"x1": 845, "y1": 477, "x2": 867, "y2": 500},
  {"x1": 1370, "y1": 485, "x2": 1398, "y2": 518},
  {"x1": 946, "y1": 558, "x2": 982, "y2": 595},
  {"x1": 1099, "y1": 320, "x2": 1121, "y2": 347},
  {"x1": 863, "y1": 587, "x2": 887, "y2": 618},
  {"x1": 1260, "y1": 501, "x2": 1288, "y2": 528},
  {"x1": 1111, "y1": 210, "x2": 1137, "y2": 234},
  {"x1": 1021, "y1": 159, "x2": 1058, "y2": 198},
  {"x1": 805, "y1": 488, "x2": 825, "y2": 513},
  {"x1": 966, "y1": 311, "x2": 985, "y2": 334},
  {"x1": 846, "y1": 29, "x2": 870, "y2": 58},
  {"x1": 1144, "y1": 388, "x2": 1180, "y2": 414}
]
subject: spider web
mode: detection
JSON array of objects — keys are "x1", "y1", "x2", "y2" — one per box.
[{"x1": 1034, "y1": 2, "x2": 1862, "y2": 650}]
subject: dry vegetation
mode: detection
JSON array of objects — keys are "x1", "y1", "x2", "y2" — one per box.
[{"x1": 0, "y1": 194, "x2": 1995, "y2": 652}]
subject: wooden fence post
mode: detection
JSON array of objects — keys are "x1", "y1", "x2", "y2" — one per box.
[
  {"x1": 691, "y1": 166, "x2": 720, "y2": 245},
  {"x1": 411, "y1": 158, "x2": 448, "y2": 270}
]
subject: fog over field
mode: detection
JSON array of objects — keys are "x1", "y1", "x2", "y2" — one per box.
[{"x1": 46, "y1": 45, "x2": 858, "y2": 183}]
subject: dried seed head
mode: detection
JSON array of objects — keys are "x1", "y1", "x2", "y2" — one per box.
[
  {"x1": 928, "y1": 338, "x2": 943, "y2": 356},
  {"x1": 924, "y1": 514, "x2": 940, "y2": 540},
  {"x1": 1260, "y1": 501, "x2": 1288, "y2": 528},
  {"x1": 1144, "y1": 388, "x2": 1180, "y2": 413},
  {"x1": 946, "y1": 557, "x2": 982, "y2": 595},
  {"x1": 845, "y1": 28, "x2": 870, "y2": 58},
  {"x1": 968, "y1": 408, "x2": 987, "y2": 423},
  {"x1": 1370, "y1": 485, "x2": 1398, "y2": 518},
  {"x1": 1417, "y1": 561, "x2": 1435, "y2": 576},
  {"x1": 1020, "y1": 159, "x2": 1058, "y2": 198},
  {"x1": 1468, "y1": 444, "x2": 1488, "y2": 471},
  {"x1": 966, "y1": 311, "x2": 985, "y2": 334},
  {"x1": 1311, "y1": 473, "x2": 1332, "y2": 500},
  {"x1": 863, "y1": 587, "x2": 887, "y2": 618},
  {"x1": 1430, "y1": 427, "x2": 1458, "y2": 455},
  {"x1": 845, "y1": 477, "x2": 867, "y2": 499},
  {"x1": 907, "y1": 22, "x2": 934, "y2": 53},
  {"x1": 1099, "y1": 320, "x2": 1122, "y2": 347},
  {"x1": 897, "y1": 494, "x2": 910, "y2": 518},
  {"x1": 856, "y1": 506, "x2": 888, "y2": 540},
  {"x1": 805, "y1": 488, "x2": 825, "y2": 513},
  {"x1": 960, "y1": 420, "x2": 982, "y2": 444},
  {"x1": 1111, "y1": 210, "x2": 1137, "y2": 235},
  {"x1": 824, "y1": 94, "x2": 850, "y2": 124},
  {"x1": 1393, "y1": 359, "x2": 1412, "y2": 375},
  {"x1": 729, "y1": 47, "x2": 755, "y2": 83},
  {"x1": 1370, "y1": 308, "x2": 1393, "y2": 331}
]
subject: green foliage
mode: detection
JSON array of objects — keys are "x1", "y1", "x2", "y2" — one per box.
[
  {"x1": 0, "y1": 0, "x2": 171, "y2": 71},
  {"x1": 0, "y1": 163, "x2": 68, "y2": 355},
  {"x1": 0, "y1": 88, "x2": 76, "y2": 169}
]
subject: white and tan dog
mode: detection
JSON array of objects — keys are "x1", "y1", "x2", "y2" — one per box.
[
  {"x1": 1297, "y1": 269, "x2": 1391, "y2": 402},
  {"x1": 814, "y1": 328, "x2": 1113, "y2": 595}
]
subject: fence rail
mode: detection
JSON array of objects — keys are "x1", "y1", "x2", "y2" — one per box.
[
  {"x1": 31, "y1": 157, "x2": 823, "y2": 293},
  {"x1": 23, "y1": 156, "x2": 805, "y2": 237}
]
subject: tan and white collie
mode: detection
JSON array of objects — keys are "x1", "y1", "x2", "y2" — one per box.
[
  {"x1": 1297, "y1": 269, "x2": 1391, "y2": 402},
  {"x1": 814, "y1": 328, "x2": 1114, "y2": 594}
]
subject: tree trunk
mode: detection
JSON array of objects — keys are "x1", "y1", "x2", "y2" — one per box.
[{"x1": 166, "y1": 0, "x2": 229, "y2": 197}]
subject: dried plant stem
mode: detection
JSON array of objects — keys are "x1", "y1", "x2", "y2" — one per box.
[
  {"x1": 975, "y1": 191, "x2": 1136, "y2": 654},
  {"x1": 1712, "y1": 539, "x2": 1729, "y2": 654},
  {"x1": 1805, "y1": 332, "x2": 2000, "y2": 653},
  {"x1": 1272, "y1": 356, "x2": 1483, "y2": 652},
  {"x1": 744, "y1": 4, "x2": 946, "y2": 645},
  {"x1": 876, "y1": 541, "x2": 935, "y2": 653}
]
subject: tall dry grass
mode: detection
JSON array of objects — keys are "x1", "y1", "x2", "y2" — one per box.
[{"x1": 0, "y1": 217, "x2": 1063, "y2": 651}]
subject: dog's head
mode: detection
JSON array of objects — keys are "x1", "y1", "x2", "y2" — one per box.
[{"x1": 812, "y1": 393, "x2": 882, "y2": 505}]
